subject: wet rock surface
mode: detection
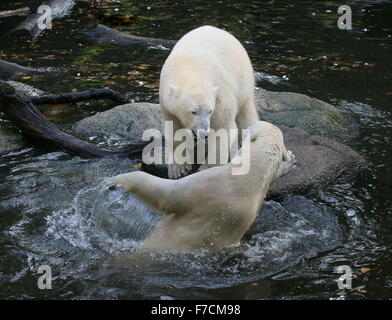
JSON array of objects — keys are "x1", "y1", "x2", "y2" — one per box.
[
  {"x1": 255, "y1": 91, "x2": 354, "y2": 141},
  {"x1": 73, "y1": 102, "x2": 162, "y2": 144}
]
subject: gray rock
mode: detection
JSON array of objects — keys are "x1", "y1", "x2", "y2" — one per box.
[
  {"x1": 256, "y1": 91, "x2": 352, "y2": 140},
  {"x1": 73, "y1": 102, "x2": 161, "y2": 144},
  {"x1": 0, "y1": 121, "x2": 25, "y2": 155},
  {"x1": 74, "y1": 91, "x2": 354, "y2": 144},
  {"x1": 269, "y1": 126, "x2": 364, "y2": 197}
]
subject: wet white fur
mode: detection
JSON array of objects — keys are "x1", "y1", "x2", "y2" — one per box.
[
  {"x1": 159, "y1": 25, "x2": 259, "y2": 179},
  {"x1": 114, "y1": 121, "x2": 295, "y2": 252}
]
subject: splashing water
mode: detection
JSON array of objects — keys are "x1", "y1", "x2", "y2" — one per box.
[
  {"x1": 0, "y1": 147, "x2": 345, "y2": 299},
  {"x1": 42, "y1": 180, "x2": 343, "y2": 298}
]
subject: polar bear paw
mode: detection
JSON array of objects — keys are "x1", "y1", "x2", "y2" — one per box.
[
  {"x1": 278, "y1": 150, "x2": 296, "y2": 177},
  {"x1": 286, "y1": 150, "x2": 296, "y2": 166},
  {"x1": 168, "y1": 163, "x2": 193, "y2": 179}
]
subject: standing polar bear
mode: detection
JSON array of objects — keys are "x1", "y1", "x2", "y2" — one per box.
[
  {"x1": 114, "y1": 121, "x2": 295, "y2": 252},
  {"x1": 160, "y1": 25, "x2": 259, "y2": 179}
]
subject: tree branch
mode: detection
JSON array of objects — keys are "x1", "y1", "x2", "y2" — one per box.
[
  {"x1": 85, "y1": 24, "x2": 177, "y2": 49},
  {"x1": 0, "y1": 81, "x2": 148, "y2": 158},
  {"x1": 0, "y1": 59, "x2": 47, "y2": 80},
  {"x1": 0, "y1": 7, "x2": 30, "y2": 18},
  {"x1": 7, "y1": 0, "x2": 75, "y2": 40}
]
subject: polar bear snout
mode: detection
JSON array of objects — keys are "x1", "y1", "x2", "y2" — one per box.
[
  {"x1": 194, "y1": 128, "x2": 210, "y2": 140},
  {"x1": 192, "y1": 113, "x2": 211, "y2": 139}
]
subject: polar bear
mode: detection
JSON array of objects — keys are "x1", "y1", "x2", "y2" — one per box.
[
  {"x1": 113, "y1": 121, "x2": 295, "y2": 252},
  {"x1": 159, "y1": 25, "x2": 259, "y2": 179}
]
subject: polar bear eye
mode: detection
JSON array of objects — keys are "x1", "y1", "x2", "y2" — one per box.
[{"x1": 192, "y1": 111, "x2": 197, "y2": 115}]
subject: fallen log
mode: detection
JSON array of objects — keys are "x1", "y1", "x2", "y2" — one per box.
[
  {"x1": 7, "y1": 0, "x2": 75, "y2": 40},
  {"x1": 85, "y1": 24, "x2": 177, "y2": 49},
  {"x1": 0, "y1": 81, "x2": 148, "y2": 158},
  {"x1": 30, "y1": 88, "x2": 128, "y2": 105},
  {"x1": 0, "y1": 59, "x2": 47, "y2": 80},
  {"x1": 0, "y1": 7, "x2": 31, "y2": 18}
]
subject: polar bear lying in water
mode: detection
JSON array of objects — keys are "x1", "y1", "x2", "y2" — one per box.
[{"x1": 113, "y1": 121, "x2": 295, "y2": 252}]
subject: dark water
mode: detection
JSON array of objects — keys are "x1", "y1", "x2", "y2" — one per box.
[{"x1": 0, "y1": 0, "x2": 391, "y2": 299}]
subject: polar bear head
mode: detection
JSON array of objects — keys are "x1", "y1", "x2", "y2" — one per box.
[
  {"x1": 168, "y1": 84, "x2": 218, "y2": 140},
  {"x1": 231, "y1": 121, "x2": 295, "y2": 177}
]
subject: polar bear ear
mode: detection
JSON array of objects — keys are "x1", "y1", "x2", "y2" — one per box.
[
  {"x1": 169, "y1": 84, "x2": 178, "y2": 98},
  {"x1": 212, "y1": 86, "x2": 219, "y2": 98}
]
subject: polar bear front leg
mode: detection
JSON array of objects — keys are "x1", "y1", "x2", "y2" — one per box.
[
  {"x1": 168, "y1": 163, "x2": 193, "y2": 180},
  {"x1": 167, "y1": 137, "x2": 181, "y2": 179},
  {"x1": 114, "y1": 171, "x2": 142, "y2": 192},
  {"x1": 167, "y1": 139, "x2": 194, "y2": 179},
  {"x1": 114, "y1": 171, "x2": 181, "y2": 213},
  {"x1": 163, "y1": 111, "x2": 193, "y2": 179}
]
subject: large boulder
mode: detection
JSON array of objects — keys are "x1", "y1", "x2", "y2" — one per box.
[
  {"x1": 72, "y1": 97, "x2": 365, "y2": 197},
  {"x1": 255, "y1": 91, "x2": 354, "y2": 141},
  {"x1": 73, "y1": 91, "x2": 356, "y2": 144},
  {"x1": 269, "y1": 126, "x2": 364, "y2": 197},
  {"x1": 73, "y1": 102, "x2": 162, "y2": 144}
]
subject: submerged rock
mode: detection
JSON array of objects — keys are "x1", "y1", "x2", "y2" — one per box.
[
  {"x1": 0, "y1": 120, "x2": 25, "y2": 155},
  {"x1": 246, "y1": 194, "x2": 343, "y2": 255},
  {"x1": 255, "y1": 91, "x2": 353, "y2": 141},
  {"x1": 72, "y1": 96, "x2": 365, "y2": 197}
]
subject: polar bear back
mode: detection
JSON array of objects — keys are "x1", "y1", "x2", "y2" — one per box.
[{"x1": 161, "y1": 25, "x2": 254, "y2": 104}]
